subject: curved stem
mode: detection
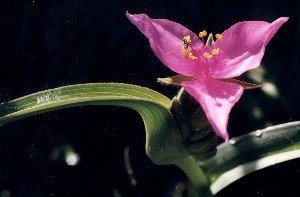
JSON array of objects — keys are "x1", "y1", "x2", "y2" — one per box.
[{"x1": 175, "y1": 156, "x2": 211, "y2": 196}]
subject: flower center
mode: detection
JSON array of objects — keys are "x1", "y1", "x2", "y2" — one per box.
[{"x1": 182, "y1": 31, "x2": 223, "y2": 60}]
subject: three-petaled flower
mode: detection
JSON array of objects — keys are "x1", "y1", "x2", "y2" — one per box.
[{"x1": 126, "y1": 12, "x2": 288, "y2": 141}]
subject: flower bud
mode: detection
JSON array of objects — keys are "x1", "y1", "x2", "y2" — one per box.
[{"x1": 170, "y1": 88, "x2": 220, "y2": 161}]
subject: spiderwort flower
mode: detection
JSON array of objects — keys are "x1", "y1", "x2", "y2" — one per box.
[{"x1": 126, "y1": 12, "x2": 288, "y2": 141}]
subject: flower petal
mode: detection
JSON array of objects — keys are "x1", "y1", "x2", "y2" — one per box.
[
  {"x1": 126, "y1": 12, "x2": 203, "y2": 77},
  {"x1": 213, "y1": 17, "x2": 288, "y2": 78},
  {"x1": 182, "y1": 79, "x2": 244, "y2": 140}
]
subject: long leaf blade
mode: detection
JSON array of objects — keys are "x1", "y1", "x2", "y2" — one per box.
[
  {"x1": 201, "y1": 121, "x2": 300, "y2": 194},
  {"x1": 0, "y1": 83, "x2": 189, "y2": 165}
]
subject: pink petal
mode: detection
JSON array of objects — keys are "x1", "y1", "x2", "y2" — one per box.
[
  {"x1": 126, "y1": 12, "x2": 203, "y2": 77},
  {"x1": 213, "y1": 17, "x2": 288, "y2": 78},
  {"x1": 182, "y1": 79, "x2": 244, "y2": 140}
]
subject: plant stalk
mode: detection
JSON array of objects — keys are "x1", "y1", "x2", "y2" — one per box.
[{"x1": 175, "y1": 156, "x2": 211, "y2": 196}]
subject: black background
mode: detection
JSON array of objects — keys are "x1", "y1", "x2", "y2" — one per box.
[{"x1": 0, "y1": 0, "x2": 299, "y2": 196}]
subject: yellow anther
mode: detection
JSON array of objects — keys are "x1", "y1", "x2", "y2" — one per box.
[
  {"x1": 183, "y1": 49, "x2": 197, "y2": 60},
  {"x1": 215, "y1": 34, "x2": 223, "y2": 40},
  {"x1": 182, "y1": 35, "x2": 197, "y2": 60},
  {"x1": 188, "y1": 52, "x2": 198, "y2": 60},
  {"x1": 183, "y1": 35, "x2": 191, "y2": 41},
  {"x1": 203, "y1": 52, "x2": 213, "y2": 59},
  {"x1": 183, "y1": 49, "x2": 189, "y2": 58},
  {"x1": 211, "y1": 48, "x2": 220, "y2": 56},
  {"x1": 183, "y1": 35, "x2": 191, "y2": 48},
  {"x1": 199, "y1": 30, "x2": 207, "y2": 38}
]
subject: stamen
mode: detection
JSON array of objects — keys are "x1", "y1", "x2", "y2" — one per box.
[
  {"x1": 182, "y1": 35, "x2": 197, "y2": 60},
  {"x1": 183, "y1": 49, "x2": 188, "y2": 58},
  {"x1": 199, "y1": 30, "x2": 207, "y2": 38},
  {"x1": 188, "y1": 52, "x2": 197, "y2": 60},
  {"x1": 215, "y1": 34, "x2": 223, "y2": 40},
  {"x1": 183, "y1": 35, "x2": 191, "y2": 48},
  {"x1": 211, "y1": 48, "x2": 220, "y2": 56},
  {"x1": 183, "y1": 49, "x2": 198, "y2": 60},
  {"x1": 203, "y1": 52, "x2": 213, "y2": 59}
]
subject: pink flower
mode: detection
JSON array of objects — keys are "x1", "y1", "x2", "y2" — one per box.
[{"x1": 126, "y1": 12, "x2": 288, "y2": 141}]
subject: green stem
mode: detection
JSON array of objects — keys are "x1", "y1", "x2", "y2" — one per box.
[{"x1": 175, "y1": 156, "x2": 210, "y2": 196}]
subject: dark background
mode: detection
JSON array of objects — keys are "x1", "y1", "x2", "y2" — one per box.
[{"x1": 0, "y1": 0, "x2": 299, "y2": 196}]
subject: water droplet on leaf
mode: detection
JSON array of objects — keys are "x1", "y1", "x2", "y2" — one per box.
[
  {"x1": 229, "y1": 139, "x2": 236, "y2": 145},
  {"x1": 255, "y1": 130, "x2": 263, "y2": 137}
]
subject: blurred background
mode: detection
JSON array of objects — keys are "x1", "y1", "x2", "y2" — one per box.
[{"x1": 0, "y1": 0, "x2": 299, "y2": 196}]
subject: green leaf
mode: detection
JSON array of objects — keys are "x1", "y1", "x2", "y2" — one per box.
[
  {"x1": 201, "y1": 121, "x2": 300, "y2": 195},
  {"x1": 3, "y1": 83, "x2": 298, "y2": 196},
  {"x1": 0, "y1": 83, "x2": 189, "y2": 165},
  {"x1": 0, "y1": 83, "x2": 210, "y2": 191}
]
